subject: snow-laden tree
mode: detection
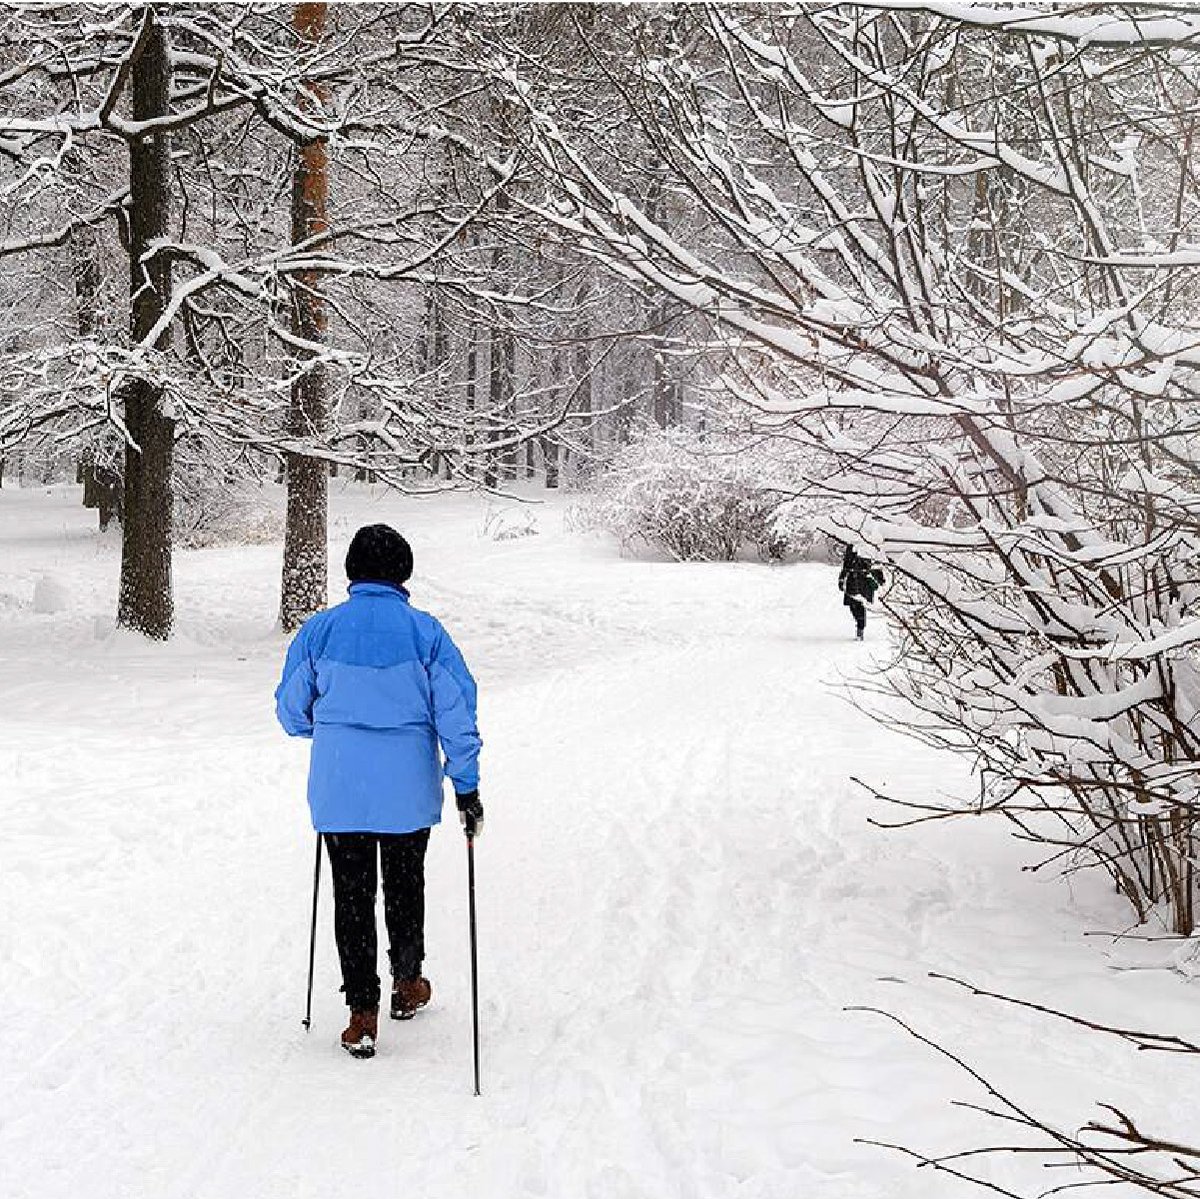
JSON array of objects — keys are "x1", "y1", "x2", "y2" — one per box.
[
  {"x1": 0, "y1": 4, "x2": 573, "y2": 634},
  {"x1": 477, "y1": 3, "x2": 1200, "y2": 932}
]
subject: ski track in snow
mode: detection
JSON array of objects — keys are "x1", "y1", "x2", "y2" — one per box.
[{"x1": 2, "y1": 483, "x2": 1199, "y2": 1199}]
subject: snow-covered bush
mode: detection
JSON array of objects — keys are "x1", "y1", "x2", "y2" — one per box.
[
  {"x1": 174, "y1": 467, "x2": 283, "y2": 550},
  {"x1": 589, "y1": 428, "x2": 809, "y2": 562},
  {"x1": 480, "y1": 505, "x2": 539, "y2": 542}
]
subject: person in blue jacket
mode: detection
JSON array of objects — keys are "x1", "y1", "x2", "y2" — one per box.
[{"x1": 275, "y1": 523, "x2": 483, "y2": 1059}]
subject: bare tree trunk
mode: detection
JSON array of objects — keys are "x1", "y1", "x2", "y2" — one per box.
[
  {"x1": 354, "y1": 431, "x2": 369, "y2": 482},
  {"x1": 429, "y1": 284, "x2": 447, "y2": 374},
  {"x1": 541, "y1": 268, "x2": 565, "y2": 489},
  {"x1": 73, "y1": 227, "x2": 102, "y2": 338},
  {"x1": 117, "y1": 8, "x2": 174, "y2": 639},
  {"x1": 74, "y1": 225, "x2": 124, "y2": 530},
  {"x1": 464, "y1": 307, "x2": 478, "y2": 484},
  {"x1": 483, "y1": 210, "x2": 515, "y2": 489},
  {"x1": 542, "y1": 436, "x2": 559, "y2": 488},
  {"x1": 651, "y1": 332, "x2": 671, "y2": 428},
  {"x1": 645, "y1": 176, "x2": 679, "y2": 429},
  {"x1": 421, "y1": 281, "x2": 450, "y2": 480},
  {"x1": 525, "y1": 426, "x2": 537, "y2": 478},
  {"x1": 280, "y1": 1, "x2": 330, "y2": 633},
  {"x1": 501, "y1": 328, "x2": 517, "y2": 480},
  {"x1": 524, "y1": 359, "x2": 538, "y2": 479},
  {"x1": 484, "y1": 322, "x2": 502, "y2": 490},
  {"x1": 76, "y1": 227, "x2": 102, "y2": 509},
  {"x1": 573, "y1": 279, "x2": 594, "y2": 470}
]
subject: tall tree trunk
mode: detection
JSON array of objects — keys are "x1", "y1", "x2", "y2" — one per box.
[
  {"x1": 484, "y1": 322, "x2": 502, "y2": 491},
  {"x1": 461, "y1": 229, "x2": 479, "y2": 479},
  {"x1": 524, "y1": 359, "x2": 539, "y2": 479},
  {"x1": 280, "y1": 1, "x2": 330, "y2": 633},
  {"x1": 542, "y1": 438, "x2": 559, "y2": 488},
  {"x1": 117, "y1": 8, "x2": 174, "y2": 639},
  {"x1": 645, "y1": 175, "x2": 678, "y2": 430},
  {"x1": 74, "y1": 225, "x2": 123, "y2": 530},
  {"x1": 73, "y1": 226, "x2": 102, "y2": 338},
  {"x1": 484, "y1": 228, "x2": 508, "y2": 490},
  {"x1": 483, "y1": 214, "x2": 515, "y2": 490},
  {"x1": 501, "y1": 328, "x2": 517, "y2": 480},
  {"x1": 573, "y1": 279, "x2": 594, "y2": 466},
  {"x1": 464, "y1": 307, "x2": 478, "y2": 480},
  {"x1": 651, "y1": 331, "x2": 670, "y2": 429},
  {"x1": 420, "y1": 282, "x2": 450, "y2": 480}
]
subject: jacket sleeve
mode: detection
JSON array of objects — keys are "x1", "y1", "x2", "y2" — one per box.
[
  {"x1": 275, "y1": 622, "x2": 318, "y2": 739},
  {"x1": 427, "y1": 621, "x2": 482, "y2": 794}
]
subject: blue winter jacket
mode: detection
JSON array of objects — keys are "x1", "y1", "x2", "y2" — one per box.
[{"x1": 274, "y1": 582, "x2": 482, "y2": 834}]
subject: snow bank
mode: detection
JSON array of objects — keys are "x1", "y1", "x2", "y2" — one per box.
[{"x1": 32, "y1": 573, "x2": 69, "y2": 614}]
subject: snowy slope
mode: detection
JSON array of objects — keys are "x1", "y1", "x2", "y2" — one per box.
[{"x1": 2, "y1": 482, "x2": 1197, "y2": 1199}]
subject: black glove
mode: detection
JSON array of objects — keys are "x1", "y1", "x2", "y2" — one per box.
[{"x1": 456, "y1": 790, "x2": 484, "y2": 838}]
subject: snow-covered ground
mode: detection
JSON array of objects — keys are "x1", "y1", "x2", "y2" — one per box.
[{"x1": 3, "y1": 481, "x2": 1197, "y2": 1199}]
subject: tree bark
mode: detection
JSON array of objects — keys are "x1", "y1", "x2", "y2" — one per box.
[
  {"x1": 542, "y1": 436, "x2": 559, "y2": 488},
  {"x1": 73, "y1": 226, "x2": 102, "y2": 338},
  {"x1": 117, "y1": 8, "x2": 174, "y2": 639},
  {"x1": 280, "y1": 1, "x2": 330, "y2": 633},
  {"x1": 484, "y1": 321, "x2": 502, "y2": 490},
  {"x1": 74, "y1": 225, "x2": 124, "y2": 529},
  {"x1": 573, "y1": 280, "x2": 594, "y2": 463},
  {"x1": 644, "y1": 175, "x2": 677, "y2": 430},
  {"x1": 501, "y1": 327, "x2": 517, "y2": 479}
]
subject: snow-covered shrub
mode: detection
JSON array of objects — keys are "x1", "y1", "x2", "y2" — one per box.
[
  {"x1": 480, "y1": 505, "x2": 539, "y2": 542},
  {"x1": 589, "y1": 429, "x2": 801, "y2": 561},
  {"x1": 174, "y1": 472, "x2": 283, "y2": 550}
]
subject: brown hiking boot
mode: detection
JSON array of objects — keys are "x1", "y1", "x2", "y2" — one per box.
[
  {"x1": 390, "y1": 976, "x2": 431, "y2": 1021},
  {"x1": 341, "y1": 1007, "x2": 379, "y2": 1058}
]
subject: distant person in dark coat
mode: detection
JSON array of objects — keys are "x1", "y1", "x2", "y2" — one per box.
[{"x1": 838, "y1": 544, "x2": 885, "y2": 640}]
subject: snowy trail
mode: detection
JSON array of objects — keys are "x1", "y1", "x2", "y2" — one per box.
[{"x1": 3, "y1": 485, "x2": 1199, "y2": 1199}]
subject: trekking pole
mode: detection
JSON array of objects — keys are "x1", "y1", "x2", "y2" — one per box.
[
  {"x1": 302, "y1": 832, "x2": 322, "y2": 1031},
  {"x1": 467, "y1": 831, "x2": 481, "y2": 1096}
]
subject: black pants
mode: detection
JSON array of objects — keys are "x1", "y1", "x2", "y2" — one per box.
[
  {"x1": 324, "y1": 829, "x2": 430, "y2": 1011},
  {"x1": 847, "y1": 598, "x2": 867, "y2": 634}
]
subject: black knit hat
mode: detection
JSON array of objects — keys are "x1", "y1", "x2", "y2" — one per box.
[{"x1": 345, "y1": 524, "x2": 413, "y2": 588}]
